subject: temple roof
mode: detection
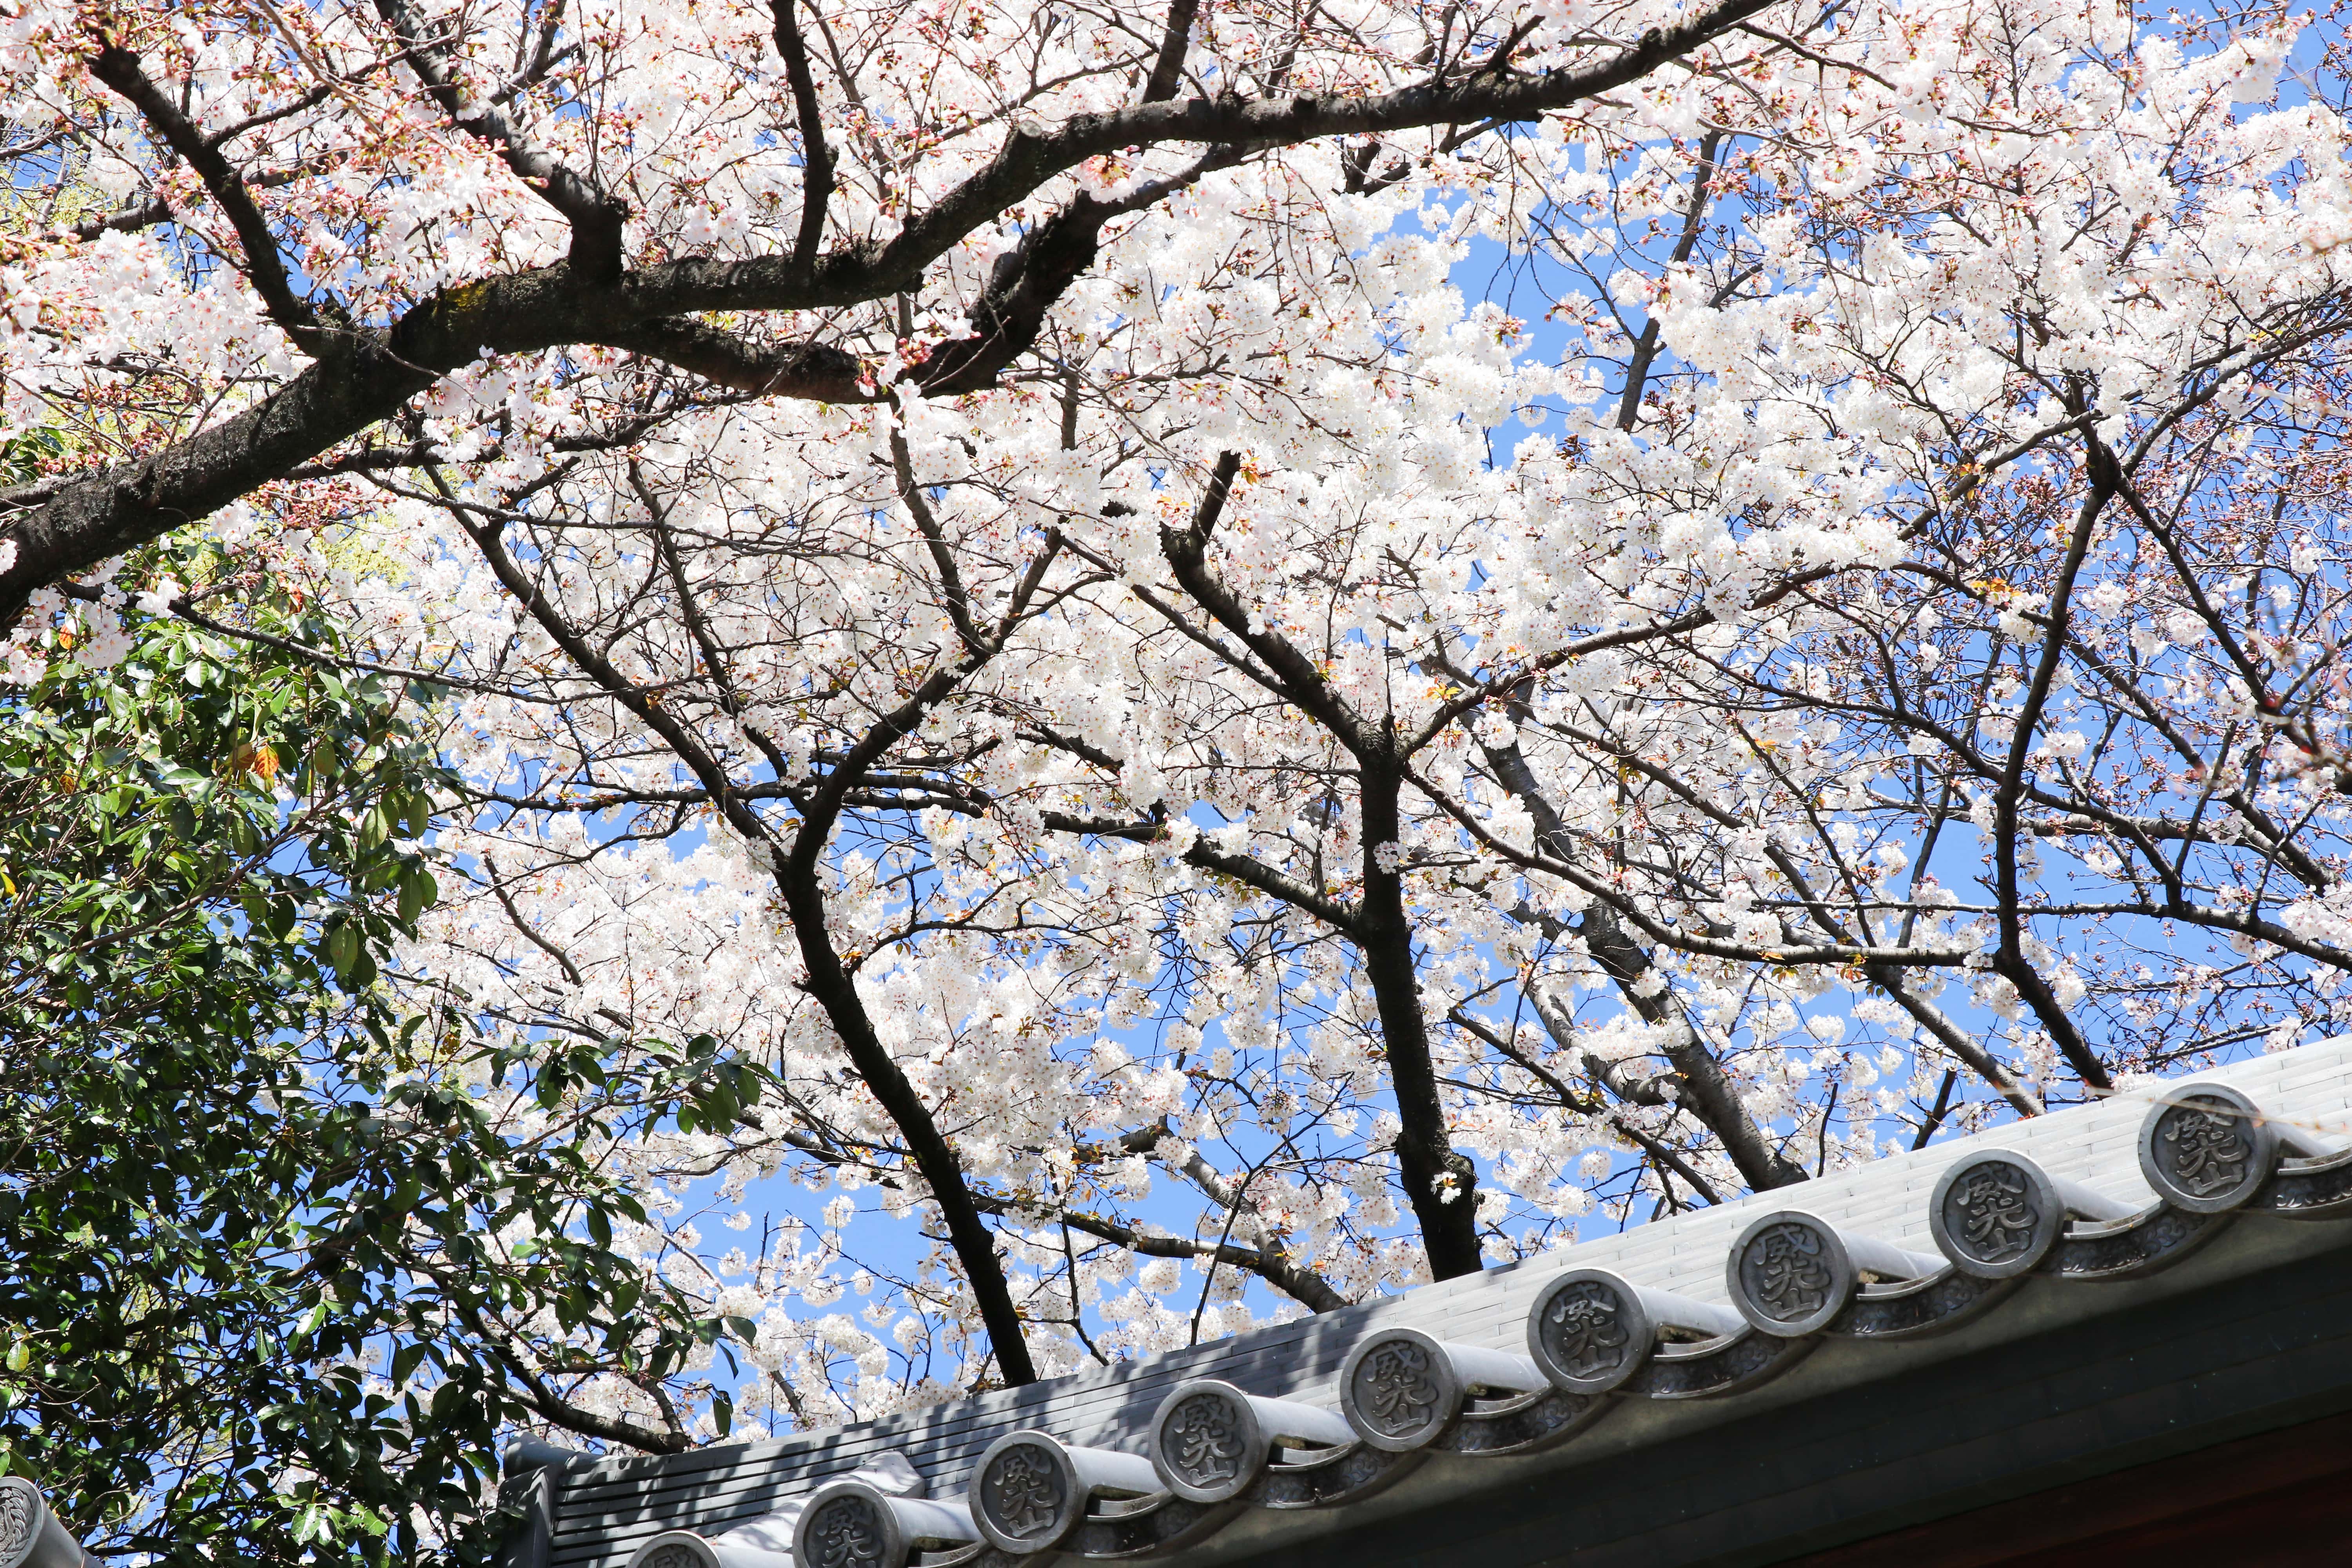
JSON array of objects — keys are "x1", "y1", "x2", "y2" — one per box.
[{"x1": 508, "y1": 1035, "x2": 2352, "y2": 1568}]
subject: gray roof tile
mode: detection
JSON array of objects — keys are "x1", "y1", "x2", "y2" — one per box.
[{"x1": 532, "y1": 1035, "x2": 2352, "y2": 1568}]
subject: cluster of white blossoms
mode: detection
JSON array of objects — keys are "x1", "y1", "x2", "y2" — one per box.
[{"x1": 9, "y1": 0, "x2": 2352, "y2": 1443}]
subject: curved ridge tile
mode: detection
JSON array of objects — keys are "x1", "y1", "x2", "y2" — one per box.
[
  {"x1": 1826, "y1": 1267, "x2": 2016, "y2": 1339},
  {"x1": 1438, "y1": 1386, "x2": 1609, "y2": 1457},
  {"x1": 1620, "y1": 1330, "x2": 1814, "y2": 1400},
  {"x1": 2257, "y1": 1146, "x2": 2352, "y2": 1218}
]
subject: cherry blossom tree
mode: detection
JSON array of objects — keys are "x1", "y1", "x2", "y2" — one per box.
[{"x1": 7, "y1": 0, "x2": 2352, "y2": 1466}]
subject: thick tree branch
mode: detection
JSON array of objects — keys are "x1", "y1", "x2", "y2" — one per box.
[
  {"x1": 1144, "y1": 0, "x2": 1202, "y2": 102},
  {"x1": 752, "y1": 533, "x2": 1074, "y2": 1383},
  {"x1": 7, "y1": 0, "x2": 1780, "y2": 626},
  {"x1": 1352, "y1": 763, "x2": 1486, "y2": 1277},
  {"x1": 1483, "y1": 736, "x2": 1808, "y2": 1189},
  {"x1": 87, "y1": 47, "x2": 318, "y2": 338},
  {"x1": 448, "y1": 1296, "x2": 691, "y2": 1454},
  {"x1": 480, "y1": 855, "x2": 586, "y2": 985},
  {"x1": 850, "y1": 0, "x2": 1775, "y2": 305},
  {"x1": 916, "y1": 150, "x2": 1234, "y2": 395},
  {"x1": 450, "y1": 486, "x2": 1045, "y2": 1385},
  {"x1": 1615, "y1": 128, "x2": 1722, "y2": 430},
  {"x1": 1152, "y1": 454, "x2": 1380, "y2": 748},
  {"x1": 1990, "y1": 425, "x2": 2115, "y2": 1093},
  {"x1": 1452, "y1": 1002, "x2": 1724, "y2": 1204},
  {"x1": 597, "y1": 318, "x2": 869, "y2": 401},
  {"x1": 372, "y1": 0, "x2": 626, "y2": 279},
  {"x1": 1004, "y1": 1138, "x2": 1346, "y2": 1313},
  {"x1": 769, "y1": 0, "x2": 837, "y2": 273},
  {"x1": 1138, "y1": 456, "x2": 1483, "y2": 1276}
]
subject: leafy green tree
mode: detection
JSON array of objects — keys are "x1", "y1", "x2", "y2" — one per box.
[{"x1": 0, "y1": 532, "x2": 762, "y2": 1564}]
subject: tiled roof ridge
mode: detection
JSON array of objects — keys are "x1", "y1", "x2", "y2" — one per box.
[
  {"x1": 564, "y1": 1037, "x2": 2352, "y2": 1477},
  {"x1": 523, "y1": 1036, "x2": 2352, "y2": 1568}
]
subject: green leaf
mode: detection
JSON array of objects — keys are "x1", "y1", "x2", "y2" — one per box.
[
  {"x1": 396, "y1": 863, "x2": 435, "y2": 927},
  {"x1": 324, "y1": 918, "x2": 359, "y2": 979},
  {"x1": 0, "y1": 573, "x2": 694, "y2": 1566}
]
